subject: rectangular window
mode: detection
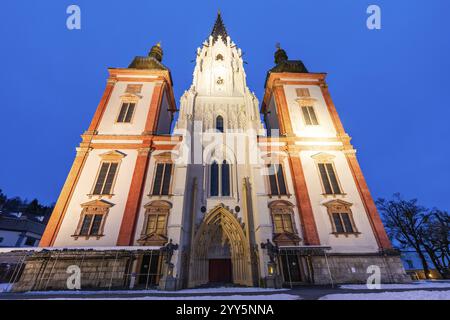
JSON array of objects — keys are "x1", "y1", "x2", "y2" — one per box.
[
  {"x1": 146, "y1": 214, "x2": 167, "y2": 235},
  {"x1": 90, "y1": 215, "x2": 103, "y2": 236},
  {"x1": 93, "y1": 162, "x2": 119, "y2": 195},
  {"x1": 296, "y1": 88, "x2": 310, "y2": 97},
  {"x1": 282, "y1": 214, "x2": 294, "y2": 233},
  {"x1": 273, "y1": 214, "x2": 284, "y2": 233},
  {"x1": 332, "y1": 212, "x2": 354, "y2": 233},
  {"x1": 332, "y1": 213, "x2": 345, "y2": 233},
  {"x1": 146, "y1": 215, "x2": 157, "y2": 234},
  {"x1": 318, "y1": 163, "x2": 342, "y2": 195},
  {"x1": 301, "y1": 106, "x2": 319, "y2": 125},
  {"x1": 80, "y1": 215, "x2": 93, "y2": 236},
  {"x1": 341, "y1": 213, "x2": 354, "y2": 233},
  {"x1": 79, "y1": 214, "x2": 104, "y2": 236},
  {"x1": 117, "y1": 102, "x2": 136, "y2": 123},
  {"x1": 273, "y1": 213, "x2": 294, "y2": 233},
  {"x1": 268, "y1": 164, "x2": 288, "y2": 196},
  {"x1": 152, "y1": 163, "x2": 172, "y2": 196}
]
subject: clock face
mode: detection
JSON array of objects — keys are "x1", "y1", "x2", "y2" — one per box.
[{"x1": 216, "y1": 77, "x2": 224, "y2": 85}]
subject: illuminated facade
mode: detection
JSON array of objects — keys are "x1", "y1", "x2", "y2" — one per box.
[{"x1": 13, "y1": 13, "x2": 409, "y2": 291}]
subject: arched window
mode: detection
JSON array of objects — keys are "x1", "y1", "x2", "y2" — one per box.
[
  {"x1": 222, "y1": 161, "x2": 230, "y2": 196},
  {"x1": 210, "y1": 160, "x2": 231, "y2": 197},
  {"x1": 210, "y1": 161, "x2": 219, "y2": 196},
  {"x1": 216, "y1": 116, "x2": 224, "y2": 133}
]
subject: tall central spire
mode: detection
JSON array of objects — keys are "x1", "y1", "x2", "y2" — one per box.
[{"x1": 210, "y1": 11, "x2": 228, "y2": 43}]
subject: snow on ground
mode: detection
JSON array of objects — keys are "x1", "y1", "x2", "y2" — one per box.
[
  {"x1": 340, "y1": 280, "x2": 450, "y2": 290},
  {"x1": 24, "y1": 287, "x2": 289, "y2": 296},
  {"x1": 0, "y1": 284, "x2": 12, "y2": 293},
  {"x1": 31, "y1": 294, "x2": 300, "y2": 301},
  {"x1": 320, "y1": 290, "x2": 450, "y2": 300}
]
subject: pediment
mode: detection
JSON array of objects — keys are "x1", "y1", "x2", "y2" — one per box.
[
  {"x1": 99, "y1": 150, "x2": 127, "y2": 161},
  {"x1": 311, "y1": 152, "x2": 335, "y2": 162},
  {"x1": 144, "y1": 200, "x2": 172, "y2": 209},
  {"x1": 137, "y1": 233, "x2": 168, "y2": 246},
  {"x1": 120, "y1": 93, "x2": 143, "y2": 101},
  {"x1": 322, "y1": 199, "x2": 353, "y2": 208},
  {"x1": 273, "y1": 232, "x2": 301, "y2": 245},
  {"x1": 296, "y1": 97, "x2": 318, "y2": 106},
  {"x1": 80, "y1": 199, "x2": 115, "y2": 208}
]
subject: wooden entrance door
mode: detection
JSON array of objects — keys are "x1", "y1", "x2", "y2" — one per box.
[{"x1": 209, "y1": 259, "x2": 232, "y2": 283}]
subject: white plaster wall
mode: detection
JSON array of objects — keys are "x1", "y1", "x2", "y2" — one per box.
[
  {"x1": 97, "y1": 81, "x2": 156, "y2": 135},
  {"x1": 300, "y1": 150, "x2": 379, "y2": 253},
  {"x1": 283, "y1": 85, "x2": 337, "y2": 138},
  {"x1": 53, "y1": 148, "x2": 138, "y2": 247}
]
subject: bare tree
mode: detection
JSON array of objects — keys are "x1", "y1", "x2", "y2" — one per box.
[
  {"x1": 377, "y1": 194, "x2": 450, "y2": 279},
  {"x1": 422, "y1": 210, "x2": 450, "y2": 278},
  {"x1": 376, "y1": 194, "x2": 432, "y2": 279}
]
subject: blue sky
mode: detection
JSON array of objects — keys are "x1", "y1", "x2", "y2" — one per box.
[{"x1": 0, "y1": 1, "x2": 449, "y2": 210}]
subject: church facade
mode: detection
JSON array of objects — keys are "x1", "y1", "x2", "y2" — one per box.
[{"x1": 13, "y1": 13, "x2": 408, "y2": 291}]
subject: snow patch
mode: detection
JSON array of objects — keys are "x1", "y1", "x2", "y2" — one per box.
[
  {"x1": 31, "y1": 294, "x2": 300, "y2": 301},
  {"x1": 320, "y1": 290, "x2": 450, "y2": 300},
  {"x1": 26, "y1": 286, "x2": 289, "y2": 295},
  {"x1": 340, "y1": 281, "x2": 450, "y2": 290},
  {"x1": 0, "y1": 283, "x2": 12, "y2": 293}
]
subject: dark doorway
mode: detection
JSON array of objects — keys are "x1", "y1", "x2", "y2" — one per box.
[
  {"x1": 209, "y1": 259, "x2": 232, "y2": 283},
  {"x1": 280, "y1": 253, "x2": 302, "y2": 283},
  {"x1": 138, "y1": 252, "x2": 161, "y2": 288}
]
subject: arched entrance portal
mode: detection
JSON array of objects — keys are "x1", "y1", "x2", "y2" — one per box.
[{"x1": 189, "y1": 205, "x2": 253, "y2": 287}]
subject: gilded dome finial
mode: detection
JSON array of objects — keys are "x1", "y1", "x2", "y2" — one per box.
[{"x1": 149, "y1": 42, "x2": 163, "y2": 62}]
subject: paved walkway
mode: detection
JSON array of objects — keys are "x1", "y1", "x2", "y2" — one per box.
[{"x1": 1, "y1": 285, "x2": 450, "y2": 300}]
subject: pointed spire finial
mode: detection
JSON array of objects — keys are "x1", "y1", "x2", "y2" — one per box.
[
  {"x1": 276, "y1": 42, "x2": 281, "y2": 50},
  {"x1": 210, "y1": 11, "x2": 228, "y2": 44}
]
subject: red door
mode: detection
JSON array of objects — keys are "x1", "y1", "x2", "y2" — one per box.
[{"x1": 209, "y1": 259, "x2": 232, "y2": 283}]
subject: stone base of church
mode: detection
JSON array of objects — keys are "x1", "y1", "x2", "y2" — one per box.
[
  {"x1": 5, "y1": 249, "x2": 410, "y2": 292},
  {"x1": 9, "y1": 249, "x2": 160, "y2": 292},
  {"x1": 309, "y1": 253, "x2": 411, "y2": 285}
]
